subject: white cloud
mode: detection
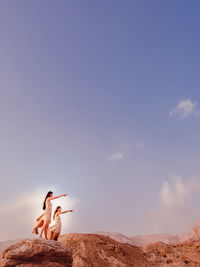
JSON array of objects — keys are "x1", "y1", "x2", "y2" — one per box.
[
  {"x1": 108, "y1": 145, "x2": 129, "y2": 162},
  {"x1": 108, "y1": 140, "x2": 144, "y2": 162},
  {"x1": 143, "y1": 175, "x2": 200, "y2": 234},
  {"x1": 160, "y1": 176, "x2": 187, "y2": 207},
  {"x1": 169, "y1": 99, "x2": 199, "y2": 119},
  {"x1": 0, "y1": 187, "x2": 78, "y2": 241}
]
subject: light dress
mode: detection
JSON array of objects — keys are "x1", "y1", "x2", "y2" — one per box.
[
  {"x1": 32, "y1": 200, "x2": 52, "y2": 234},
  {"x1": 47, "y1": 215, "x2": 62, "y2": 239},
  {"x1": 42, "y1": 200, "x2": 52, "y2": 223}
]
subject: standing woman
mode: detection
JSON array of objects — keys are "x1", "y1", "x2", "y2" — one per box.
[
  {"x1": 48, "y1": 206, "x2": 73, "y2": 241},
  {"x1": 32, "y1": 191, "x2": 67, "y2": 239}
]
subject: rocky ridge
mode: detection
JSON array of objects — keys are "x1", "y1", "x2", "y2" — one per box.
[{"x1": 1, "y1": 220, "x2": 200, "y2": 266}]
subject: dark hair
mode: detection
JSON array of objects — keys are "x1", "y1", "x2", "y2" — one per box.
[
  {"x1": 43, "y1": 191, "x2": 53, "y2": 210},
  {"x1": 53, "y1": 206, "x2": 61, "y2": 220}
]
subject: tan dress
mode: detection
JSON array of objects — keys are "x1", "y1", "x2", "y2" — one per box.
[
  {"x1": 47, "y1": 215, "x2": 62, "y2": 239},
  {"x1": 32, "y1": 200, "x2": 52, "y2": 234},
  {"x1": 42, "y1": 200, "x2": 52, "y2": 223}
]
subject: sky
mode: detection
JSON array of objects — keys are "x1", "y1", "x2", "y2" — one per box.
[{"x1": 1, "y1": 1, "x2": 200, "y2": 241}]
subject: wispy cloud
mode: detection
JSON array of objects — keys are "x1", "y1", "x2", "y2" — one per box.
[
  {"x1": 160, "y1": 176, "x2": 187, "y2": 207},
  {"x1": 143, "y1": 175, "x2": 200, "y2": 234},
  {"x1": 108, "y1": 145, "x2": 129, "y2": 162},
  {"x1": 169, "y1": 98, "x2": 199, "y2": 119},
  {"x1": 108, "y1": 139, "x2": 144, "y2": 163}
]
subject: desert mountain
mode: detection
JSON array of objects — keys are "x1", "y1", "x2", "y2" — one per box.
[
  {"x1": 96, "y1": 220, "x2": 200, "y2": 247},
  {"x1": 95, "y1": 231, "x2": 135, "y2": 245}
]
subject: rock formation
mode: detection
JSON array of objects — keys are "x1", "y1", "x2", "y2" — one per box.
[
  {"x1": 144, "y1": 240, "x2": 200, "y2": 266},
  {"x1": 2, "y1": 233, "x2": 200, "y2": 266},
  {"x1": 0, "y1": 238, "x2": 72, "y2": 267},
  {"x1": 59, "y1": 233, "x2": 149, "y2": 267},
  {"x1": 2, "y1": 220, "x2": 200, "y2": 266}
]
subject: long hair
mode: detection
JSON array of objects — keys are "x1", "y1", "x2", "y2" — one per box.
[
  {"x1": 53, "y1": 206, "x2": 61, "y2": 220},
  {"x1": 43, "y1": 191, "x2": 53, "y2": 210}
]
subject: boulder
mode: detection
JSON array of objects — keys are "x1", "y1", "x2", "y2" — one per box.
[{"x1": 0, "y1": 238, "x2": 72, "y2": 267}]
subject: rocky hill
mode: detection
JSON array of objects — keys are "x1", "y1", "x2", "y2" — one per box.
[
  {"x1": 144, "y1": 240, "x2": 200, "y2": 266},
  {"x1": 1, "y1": 220, "x2": 200, "y2": 266},
  {"x1": 2, "y1": 234, "x2": 200, "y2": 266},
  {"x1": 0, "y1": 235, "x2": 148, "y2": 267},
  {"x1": 59, "y1": 233, "x2": 149, "y2": 267}
]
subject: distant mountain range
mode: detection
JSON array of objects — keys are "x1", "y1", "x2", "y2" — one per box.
[{"x1": 96, "y1": 219, "x2": 200, "y2": 247}]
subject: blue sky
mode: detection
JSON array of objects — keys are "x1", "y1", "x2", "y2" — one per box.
[{"x1": 1, "y1": 1, "x2": 200, "y2": 240}]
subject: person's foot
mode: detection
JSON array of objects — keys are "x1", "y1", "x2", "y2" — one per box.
[{"x1": 32, "y1": 228, "x2": 38, "y2": 235}]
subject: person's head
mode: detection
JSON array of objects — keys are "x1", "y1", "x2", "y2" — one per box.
[
  {"x1": 43, "y1": 191, "x2": 53, "y2": 210},
  {"x1": 53, "y1": 206, "x2": 61, "y2": 220}
]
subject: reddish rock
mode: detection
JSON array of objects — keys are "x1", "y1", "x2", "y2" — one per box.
[
  {"x1": 144, "y1": 240, "x2": 200, "y2": 266},
  {"x1": 59, "y1": 233, "x2": 149, "y2": 267},
  {"x1": 0, "y1": 238, "x2": 72, "y2": 267}
]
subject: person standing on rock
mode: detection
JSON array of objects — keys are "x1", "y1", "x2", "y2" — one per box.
[
  {"x1": 48, "y1": 206, "x2": 74, "y2": 241},
  {"x1": 32, "y1": 191, "x2": 67, "y2": 239}
]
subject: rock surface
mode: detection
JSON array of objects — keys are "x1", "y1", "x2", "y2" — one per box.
[
  {"x1": 0, "y1": 238, "x2": 72, "y2": 267},
  {"x1": 2, "y1": 234, "x2": 200, "y2": 266},
  {"x1": 144, "y1": 240, "x2": 200, "y2": 267},
  {"x1": 59, "y1": 233, "x2": 149, "y2": 267},
  {"x1": 2, "y1": 220, "x2": 200, "y2": 267}
]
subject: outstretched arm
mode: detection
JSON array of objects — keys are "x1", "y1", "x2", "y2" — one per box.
[
  {"x1": 49, "y1": 194, "x2": 68, "y2": 201},
  {"x1": 57, "y1": 210, "x2": 74, "y2": 215}
]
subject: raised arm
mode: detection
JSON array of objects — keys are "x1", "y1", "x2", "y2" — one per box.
[
  {"x1": 49, "y1": 194, "x2": 67, "y2": 201},
  {"x1": 57, "y1": 210, "x2": 74, "y2": 215}
]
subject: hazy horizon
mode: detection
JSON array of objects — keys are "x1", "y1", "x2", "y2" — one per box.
[{"x1": 1, "y1": 1, "x2": 200, "y2": 241}]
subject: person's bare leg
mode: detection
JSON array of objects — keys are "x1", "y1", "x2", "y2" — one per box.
[
  {"x1": 32, "y1": 221, "x2": 43, "y2": 235},
  {"x1": 39, "y1": 223, "x2": 46, "y2": 238},
  {"x1": 53, "y1": 232, "x2": 59, "y2": 241},
  {"x1": 44, "y1": 224, "x2": 49, "y2": 240},
  {"x1": 40, "y1": 219, "x2": 50, "y2": 238},
  {"x1": 49, "y1": 231, "x2": 53, "y2": 240}
]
